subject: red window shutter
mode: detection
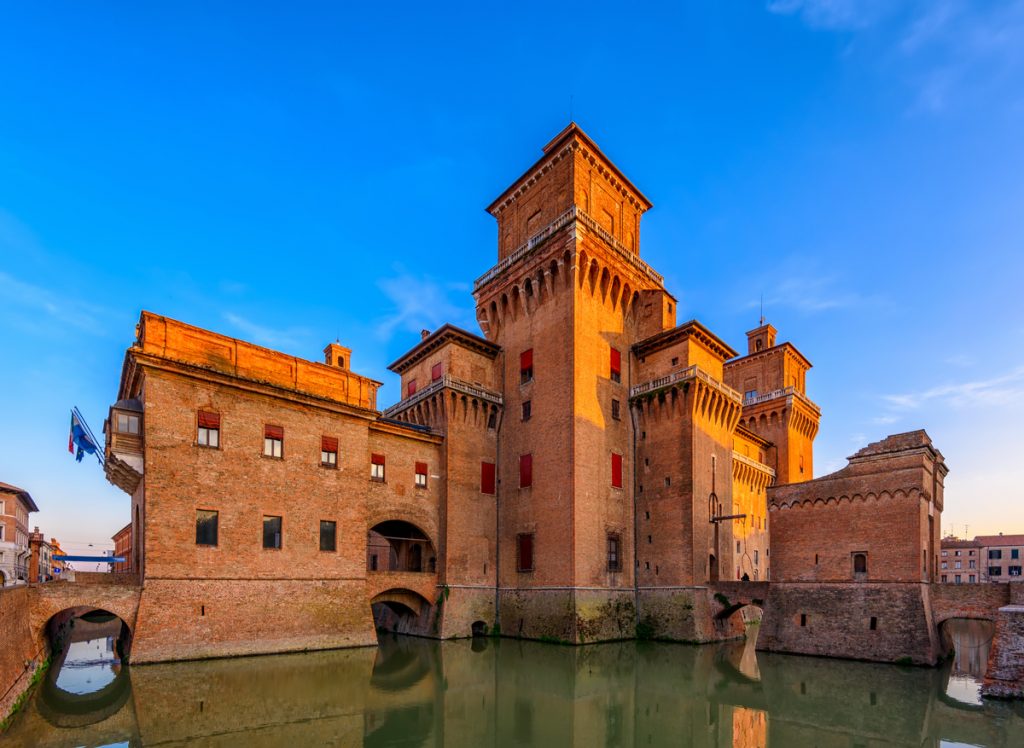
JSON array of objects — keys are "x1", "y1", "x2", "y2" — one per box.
[
  {"x1": 265, "y1": 425, "x2": 283, "y2": 439},
  {"x1": 520, "y1": 453, "x2": 532, "y2": 488},
  {"x1": 611, "y1": 453, "x2": 623, "y2": 488},
  {"x1": 431, "y1": 362, "x2": 443, "y2": 381},
  {"x1": 415, "y1": 461, "x2": 428, "y2": 476},
  {"x1": 371, "y1": 453, "x2": 385, "y2": 466},
  {"x1": 519, "y1": 534, "x2": 534, "y2": 571},
  {"x1": 520, "y1": 349, "x2": 533, "y2": 372},
  {"x1": 481, "y1": 461, "x2": 496, "y2": 494},
  {"x1": 198, "y1": 411, "x2": 220, "y2": 428},
  {"x1": 610, "y1": 347, "x2": 621, "y2": 376},
  {"x1": 321, "y1": 436, "x2": 338, "y2": 452},
  {"x1": 407, "y1": 379, "x2": 417, "y2": 396}
]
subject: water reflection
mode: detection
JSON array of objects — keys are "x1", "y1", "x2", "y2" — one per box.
[
  {"x1": 943, "y1": 619, "x2": 995, "y2": 707},
  {"x1": 6, "y1": 632, "x2": 1024, "y2": 747}
]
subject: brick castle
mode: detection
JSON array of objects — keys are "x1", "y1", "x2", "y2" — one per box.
[{"x1": 101, "y1": 124, "x2": 951, "y2": 660}]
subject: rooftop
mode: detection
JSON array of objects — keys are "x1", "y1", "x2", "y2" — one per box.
[{"x1": 0, "y1": 481, "x2": 39, "y2": 512}]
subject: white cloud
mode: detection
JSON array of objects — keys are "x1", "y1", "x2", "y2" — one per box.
[
  {"x1": 0, "y1": 271, "x2": 108, "y2": 335},
  {"x1": 766, "y1": 0, "x2": 896, "y2": 30},
  {"x1": 749, "y1": 272, "x2": 877, "y2": 315},
  {"x1": 222, "y1": 312, "x2": 310, "y2": 351},
  {"x1": 882, "y1": 365, "x2": 1024, "y2": 410},
  {"x1": 374, "y1": 271, "x2": 474, "y2": 341}
]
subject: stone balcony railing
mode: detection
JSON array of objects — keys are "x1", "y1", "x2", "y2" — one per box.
[
  {"x1": 473, "y1": 205, "x2": 664, "y2": 292},
  {"x1": 743, "y1": 386, "x2": 821, "y2": 414},
  {"x1": 381, "y1": 374, "x2": 503, "y2": 419},
  {"x1": 630, "y1": 365, "x2": 741, "y2": 403}
]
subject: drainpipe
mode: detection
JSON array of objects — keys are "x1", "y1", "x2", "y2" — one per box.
[
  {"x1": 629, "y1": 346, "x2": 641, "y2": 631},
  {"x1": 494, "y1": 347, "x2": 505, "y2": 628}
]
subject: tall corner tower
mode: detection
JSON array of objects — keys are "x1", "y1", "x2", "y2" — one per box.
[{"x1": 472, "y1": 123, "x2": 666, "y2": 641}]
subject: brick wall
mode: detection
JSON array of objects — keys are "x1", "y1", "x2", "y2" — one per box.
[{"x1": 0, "y1": 585, "x2": 44, "y2": 721}]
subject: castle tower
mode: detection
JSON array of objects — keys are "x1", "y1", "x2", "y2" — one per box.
[
  {"x1": 723, "y1": 322, "x2": 820, "y2": 484},
  {"x1": 473, "y1": 124, "x2": 666, "y2": 641}
]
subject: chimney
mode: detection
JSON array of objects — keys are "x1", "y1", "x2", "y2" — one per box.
[
  {"x1": 323, "y1": 342, "x2": 352, "y2": 371},
  {"x1": 421, "y1": 329, "x2": 431, "y2": 340}
]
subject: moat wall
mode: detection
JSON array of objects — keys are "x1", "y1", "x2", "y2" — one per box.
[{"x1": 0, "y1": 586, "x2": 45, "y2": 724}]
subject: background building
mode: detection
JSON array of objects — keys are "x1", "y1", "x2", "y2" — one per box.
[
  {"x1": 940, "y1": 536, "x2": 981, "y2": 584},
  {"x1": 0, "y1": 482, "x2": 37, "y2": 586},
  {"x1": 942, "y1": 534, "x2": 1024, "y2": 583}
]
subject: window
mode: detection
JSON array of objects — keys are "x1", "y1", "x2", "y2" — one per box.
[
  {"x1": 870, "y1": 617, "x2": 877, "y2": 631},
  {"x1": 955, "y1": 575, "x2": 962, "y2": 584},
  {"x1": 431, "y1": 362, "x2": 443, "y2": 381},
  {"x1": 853, "y1": 553, "x2": 867, "y2": 575},
  {"x1": 197, "y1": 411, "x2": 220, "y2": 448},
  {"x1": 320, "y1": 520, "x2": 336, "y2": 551},
  {"x1": 519, "y1": 454, "x2": 532, "y2": 488},
  {"x1": 941, "y1": 561, "x2": 948, "y2": 569},
  {"x1": 954, "y1": 550, "x2": 961, "y2": 556},
  {"x1": 1013, "y1": 549, "x2": 1021, "y2": 560},
  {"x1": 1010, "y1": 566, "x2": 1022, "y2": 576},
  {"x1": 0, "y1": 500, "x2": 5, "y2": 515},
  {"x1": 263, "y1": 515, "x2": 282, "y2": 549},
  {"x1": 116, "y1": 412, "x2": 140, "y2": 434},
  {"x1": 263, "y1": 425, "x2": 283, "y2": 458},
  {"x1": 610, "y1": 347, "x2": 621, "y2": 383},
  {"x1": 196, "y1": 509, "x2": 218, "y2": 546},
  {"x1": 321, "y1": 436, "x2": 338, "y2": 468},
  {"x1": 522, "y1": 400, "x2": 532, "y2": 421},
  {"x1": 611, "y1": 453, "x2": 623, "y2": 489},
  {"x1": 941, "y1": 574, "x2": 948, "y2": 583},
  {"x1": 371, "y1": 453, "x2": 385, "y2": 481},
  {"x1": 517, "y1": 533, "x2": 534, "y2": 572},
  {"x1": 607, "y1": 534, "x2": 621, "y2": 572},
  {"x1": 800, "y1": 614, "x2": 807, "y2": 627},
  {"x1": 611, "y1": 399, "x2": 620, "y2": 421},
  {"x1": 989, "y1": 549, "x2": 1003, "y2": 559},
  {"x1": 969, "y1": 575, "x2": 976, "y2": 582},
  {"x1": 989, "y1": 566, "x2": 1002, "y2": 576},
  {"x1": 754, "y1": 550, "x2": 759, "y2": 565},
  {"x1": 969, "y1": 559, "x2": 976, "y2": 569},
  {"x1": 671, "y1": 357, "x2": 679, "y2": 367},
  {"x1": 954, "y1": 561, "x2": 961, "y2": 569},
  {"x1": 520, "y1": 349, "x2": 533, "y2": 384},
  {"x1": 481, "y1": 461, "x2": 496, "y2": 495},
  {"x1": 970, "y1": 550, "x2": 976, "y2": 556},
  {"x1": 0, "y1": 525, "x2": 4, "y2": 541},
  {"x1": 941, "y1": 550, "x2": 948, "y2": 557},
  {"x1": 415, "y1": 461, "x2": 428, "y2": 488},
  {"x1": 407, "y1": 379, "x2": 417, "y2": 397},
  {"x1": 744, "y1": 390, "x2": 757, "y2": 400}
]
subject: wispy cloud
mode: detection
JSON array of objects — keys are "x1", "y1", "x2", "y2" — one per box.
[
  {"x1": 872, "y1": 414, "x2": 900, "y2": 425},
  {"x1": 882, "y1": 365, "x2": 1024, "y2": 410},
  {"x1": 747, "y1": 272, "x2": 878, "y2": 315},
  {"x1": 223, "y1": 312, "x2": 310, "y2": 351},
  {"x1": 766, "y1": 0, "x2": 896, "y2": 31},
  {"x1": 374, "y1": 270, "x2": 474, "y2": 341},
  {"x1": 0, "y1": 271, "x2": 109, "y2": 335}
]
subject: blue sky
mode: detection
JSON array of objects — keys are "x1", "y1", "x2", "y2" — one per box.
[{"x1": 2, "y1": 1, "x2": 1023, "y2": 554}]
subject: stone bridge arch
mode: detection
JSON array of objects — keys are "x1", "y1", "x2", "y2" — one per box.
[{"x1": 29, "y1": 581, "x2": 142, "y2": 654}]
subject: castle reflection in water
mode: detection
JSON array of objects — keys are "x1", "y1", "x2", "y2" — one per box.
[{"x1": 6, "y1": 623, "x2": 1024, "y2": 747}]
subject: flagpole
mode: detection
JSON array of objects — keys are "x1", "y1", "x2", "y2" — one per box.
[{"x1": 72, "y1": 406, "x2": 106, "y2": 466}]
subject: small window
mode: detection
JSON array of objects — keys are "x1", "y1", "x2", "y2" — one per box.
[
  {"x1": 607, "y1": 534, "x2": 621, "y2": 572},
  {"x1": 116, "y1": 412, "x2": 140, "y2": 434},
  {"x1": 196, "y1": 509, "x2": 218, "y2": 546},
  {"x1": 611, "y1": 453, "x2": 623, "y2": 489},
  {"x1": 517, "y1": 533, "x2": 534, "y2": 572},
  {"x1": 941, "y1": 550, "x2": 948, "y2": 556},
  {"x1": 197, "y1": 411, "x2": 220, "y2": 448},
  {"x1": 941, "y1": 574, "x2": 947, "y2": 582},
  {"x1": 407, "y1": 379, "x2": 418, "y2": 397},
  {"x1": 431, "y1": 362, "x2": 443, "y2": 381},
  {"x1": 969, "y1": 575, "x2": 976, "y2": 582},
  {"x1": 522, "y1": 400, "x2": 532, "y2": 421},
  {"x1": 853, "y1": 553, "x2": 867, "y2": 575},
  {"x1": 481, "y1": 461, "x2": 496, "y2": 495},
  {"x1": 415, "y1": 461, "x2": 428, "y2": 488},
  {"x1": 371, "y1": 453, "x2": 385, "y2": 481},
  {"x1": 1013, "y1": 549, "x2": 1020, "y2": 560},
  {"x1": 519, "y1": 454, "x2": 532, "y2": 488},
  {"x1": 321, "y1": 436, "x2": 338, "y2": 467},
  {"x1": 611, "y1": 399, "x2": 620, "y2": 421},
  {"x1": 670, "y1": 357, "x2": 679, "y2": 367},
  {"x1": 989, "y1": 549, "x2": 1003, "y2": 559},
  {"x1": 869, "y1": 616, "x2": 877, "y2": 631},
  {"x1": 664, "y1": 476, "x2": 671, "y2": 487},
  {"x1": 955, "y1": 574, "x2": 962, "y2": 584},
  {"x1": 263, "y1": 425, "x2": 283, "y2": 458},
  {"x1": 320, "y1": 520, "x2": 337, "y2": 552},
  {"x1": 1010, "y1": 566, "x2": 1022, "y2": 576},
  {"x1": 800, "y1": 614, "x2": 807, "y2": 627},
  {"x1": 754, "y1": 550, "x2": 759, "y2": 565},
  {"x1": 744, "y1": 390, "x2": 757, "y2": 400},
  {"x1": 520, "y1": 349, "x2": 534, "y2": 384},
  {"x1": 989, "y1": 566, "x2": 1002, "y2": 576},
  {"x1": 954, "y1": 550, "x2": 961, "y2": 557},
  {"x1": 610, "y1": 347, "x2": 621, "y2": 383},
  {"x1": 263, "y1": 515, "x2": 282, "y2": 549}
]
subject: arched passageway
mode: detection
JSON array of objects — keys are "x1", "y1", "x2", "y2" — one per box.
[
  {"x1": 939, "y1": 617, "x2": 995, "y2": 706},
  {"x1": 367, "y1": 521, "x2": 436, "y2": 573},
  {"x1": 370, "y1": 589, "x2": 434, "y2": 638}
]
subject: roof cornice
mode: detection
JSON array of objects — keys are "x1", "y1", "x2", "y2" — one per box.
[
  {"x1": 387, "y1": 323, "x2": 500, "y2": 374},
  {"x1": 633, "y1": 319, "x2": 738, "y2": 361}
]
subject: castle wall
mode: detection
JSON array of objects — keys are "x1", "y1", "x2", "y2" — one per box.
[{"x1": 0, "y1": 585, "x2": 44, "y2": 723}]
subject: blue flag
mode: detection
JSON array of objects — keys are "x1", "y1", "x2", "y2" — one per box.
[{"x1": 69, "y1": 410, "x2": 98, "y2": 463}]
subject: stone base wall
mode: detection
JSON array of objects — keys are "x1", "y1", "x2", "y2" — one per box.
[
  {"x1": 758, "y1": 582, "x2": 940, "y2": 665},
  {"x1": 636, "y1": 588, "x2": 746, "y2": 643},
  {"x1": 982, "y1": 605, "x2": 1024, "y2": 699},
  {"x1": 438, "y1": 586, "x2": 496, "y2": 639},
  {"x1": 0, "y1": 586, "x2": 45, "y2": 723},
  {"x1": 496, "y1": 589, "x2": 635, "y2": 643},
  {"x1": 131, "y1": 579, "x2": 377, "y2": 663}
]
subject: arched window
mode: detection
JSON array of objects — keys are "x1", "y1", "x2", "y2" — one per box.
[{"x1": 853, "y1": 553, "x2": 868, "y2": 575}]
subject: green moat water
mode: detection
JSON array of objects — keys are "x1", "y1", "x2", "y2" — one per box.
[{"x1": 5, "y1": 620, "x2": 1023, "y2": 747}]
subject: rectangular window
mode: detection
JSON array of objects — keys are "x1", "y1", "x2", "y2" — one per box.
[
  {"x1": 520, "y1": 349, "x2": 533, "y2": 384},
  {"x1": 407, "y1": 379, "x2": 417, "y2": 397},
  {"x1": 941, "y1": 550, "x2": 948, "y2": 557},
  {"x1": 1010, "y1": 566, "x2": 1022, "y2": 576},
  {"x1": 431, "y1": 362, "x2": 443, "y2": 381},
  {"x1": 196, "y1": 509, "x2": 219, "y2": 545},
  {"x1": 263, "y1": 425, "x2": 283, "y2": 458},
  {"x1": 1013, "y1": 549, "x2": 1020, "y2": 560},
  {"x1": 989, "y1": 566, "x2": 1002, "y2": 576},
  {"x1": 969, "y1": 575, "x2": 976, "y2": 582},
  {"x1": 481, "y1": 461, "x2": 496, "y2": 495},
  {"x1": 610, "y1": 347, "x2": 621, "y2": 383},
  {"x1": 607, "y1": 534, "x2": 621, "y2": 572},
  {"x1": 321, "y1": 436, "x2": 338, "y2": 467},
  {"x1": 197, "y1": 411, "x2": 220, "y2": 448},
  {"x1": 989, "y1": 549, "x2": 1003, "y2": 559},
  {"x1": 517, "y1": 533, "x2": 534, "y2": 572},
  {"x1": 320, "y1": 520, "x2": 336, "y2": 552},
  {"x1": 941, "y1": 561, "x2": 948, "y2": 569},
  {"x1": 0, "y1": 500, "x2": 5, "y2": 515},
  {"x1": 954, "y1": 561, "x2": 961, "y2": 569},
  {"x1": 263, "y1": 515, "x2": 282, "y2": 549},
  {"x1": 969, "y1": 560, "x2": 976, "y2": 569},
  {"x1": 955, "y1": 575, "x2": 962, "y2": 584},
  {"x1": 941, "y1": 574, "x2": 948, "y2": 583},
  {"x1": 116, "y1": 412, "x2": 140, "y2": 434},
  {"x1": 371, "y1": 453, "x2": 386, "y2": 481},
  {"x1": 519, "y1": 453, "x2": 532, "y2": 488},
  {"x1": 955, "y1": 550, "x2": 961, "y2": 556},
  {"x1": 611, "y1": 399, "x2": 620, "y2": 421},
  {"x1": 415, "y1": 461, "x2": 428, "y2": 488},
  {"x1": 754, "y1": 549, "x2": 759, "y2": 565},
  {"x1": 611, "y1": 453, "x2": 623, "y2": 489},
  {"x1": 522, "y1": 400, "x2": 531, "y2": 421}
]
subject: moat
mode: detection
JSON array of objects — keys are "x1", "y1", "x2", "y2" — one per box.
[{"x1": 5, "y1": 620, "x2": 1023, "y2": 747}]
